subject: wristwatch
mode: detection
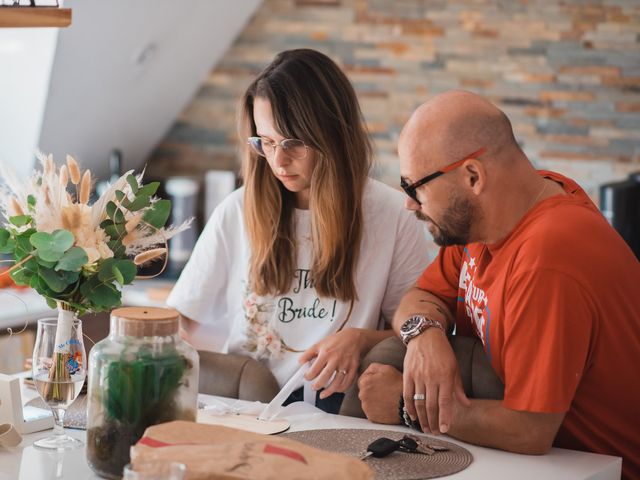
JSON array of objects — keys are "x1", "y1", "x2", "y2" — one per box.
[{"x1": 399, "y1": 315, "x2": 445, "y2": 345}]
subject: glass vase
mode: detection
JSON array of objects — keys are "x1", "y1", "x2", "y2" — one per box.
[{"x1": 86, "y1": 307, "x2": 198, "y2": 479}]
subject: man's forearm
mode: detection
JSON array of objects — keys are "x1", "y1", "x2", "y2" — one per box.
[
  {"x1": 448, "y1": 399, "x2": 565, "y2": 455},
  {"x1": 392, "y1": 286, "x2": 454, "y2": 334}
]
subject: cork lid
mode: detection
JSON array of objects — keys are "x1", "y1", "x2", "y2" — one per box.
[{"x1": 110, "y1": 306, "x2": 180, "y2": 337}]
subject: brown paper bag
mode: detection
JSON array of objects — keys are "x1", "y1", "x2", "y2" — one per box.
[{"x1": 130, "y1": 420, "x2": 373, "y2": 480}]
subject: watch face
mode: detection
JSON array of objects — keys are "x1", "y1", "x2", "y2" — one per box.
[{"x1": 401, "y1": 316, "x2": 424, "y2": 335}]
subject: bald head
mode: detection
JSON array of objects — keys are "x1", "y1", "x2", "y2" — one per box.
[
  {"x1": 398, "y1": 90, "x2": 551, "y2": 246},
  {"x1": 400, "y1": 90, "x2": 521, "y2": 172}
]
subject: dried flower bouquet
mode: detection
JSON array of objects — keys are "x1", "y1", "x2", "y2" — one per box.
[{"x1": 0, "y1": 153, "x2": 189, "y2": 403}]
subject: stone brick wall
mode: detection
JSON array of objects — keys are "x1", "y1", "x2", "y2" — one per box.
[{"x1": 148, "y1": 0, "x2": 640, "y2": 201}]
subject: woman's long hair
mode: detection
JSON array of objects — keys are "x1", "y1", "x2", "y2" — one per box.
[{"x1": 239, "y1": 49, "x2": 372, "y2": 302}]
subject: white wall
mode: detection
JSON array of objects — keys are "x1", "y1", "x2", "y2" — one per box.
[{"x1": 0, "y1": 28, "x2": 58, "y2": 179}]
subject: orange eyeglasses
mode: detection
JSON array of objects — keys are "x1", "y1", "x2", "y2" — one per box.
[{"x1": 400, "y1": 147, "x2": 486, "y2": 205}]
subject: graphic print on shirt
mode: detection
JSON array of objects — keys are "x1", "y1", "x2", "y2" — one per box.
[
  {"x1": 277, "y1": 268, "x2": 338, "y2": 323},
  {"x1": 458, "y1": 247, "x2": 492, "y2": 358},
  {"x1": 242, "y1": 269, "x2": 338, "y2": 359},
  {"x1": 243, "y1": 286, "x2": 284, "y2": 359}
]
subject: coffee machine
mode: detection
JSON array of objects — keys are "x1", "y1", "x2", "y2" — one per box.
[{"x1": 599, "y1": 172, "x2": 640, "y2": 259}]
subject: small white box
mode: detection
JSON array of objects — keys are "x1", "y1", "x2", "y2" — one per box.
[{"x1": 0, "y1": 373, "x2": 53, "y2": 434}]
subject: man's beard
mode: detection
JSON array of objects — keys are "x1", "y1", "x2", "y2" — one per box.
[{"x1": 415, "y1": 194, "x2": 476, "y2": 247}]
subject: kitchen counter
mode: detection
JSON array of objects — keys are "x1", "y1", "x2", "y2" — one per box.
[{"x1": 0, "y1": 279, "x2": 175, "y2": 331}]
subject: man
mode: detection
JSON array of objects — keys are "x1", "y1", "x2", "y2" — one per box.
[{"x1": 358, "y1": 90, "x2": 640, "y2": 479}]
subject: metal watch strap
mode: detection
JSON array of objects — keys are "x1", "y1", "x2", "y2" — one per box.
[{"x1": 400, "y1": 315, "x2": 445, "y2": 345}]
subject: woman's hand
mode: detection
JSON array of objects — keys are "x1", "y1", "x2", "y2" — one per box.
[{"x1": 299, "y1": 328, "x2": 368, "y2": 399}]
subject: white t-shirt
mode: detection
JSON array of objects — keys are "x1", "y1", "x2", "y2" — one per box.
[{"x1": 167, "y1": 178, "x2": 431, "y2": 387}]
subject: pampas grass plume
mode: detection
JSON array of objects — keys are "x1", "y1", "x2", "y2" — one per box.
[
  {"x1": 134, "y1": 247, "x2": 167, "y2": 266},
  {"x1": 125, "y1": 213, "x2": 142, "y2": 233},
  {"x1": 59, "y1": 165, "x2": 69, "y2": 188},
  {"x1": 66, "y1": 155, "x2": 81, "y2": 185},
  {"x1": 79, "y1": 170, "x2": 91, "y2": 204},
  {"x1": 44, "y1": 154, "x2": 54, "y2": 175},
  {"x1": 10, "y1": 197, "x2": 24, "y2": 216}
]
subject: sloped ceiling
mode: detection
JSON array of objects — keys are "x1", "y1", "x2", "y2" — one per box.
[{"x1": 25, "y1": 0, "x2": 260, "y2": 180}]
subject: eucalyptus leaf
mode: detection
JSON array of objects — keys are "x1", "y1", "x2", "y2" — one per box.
[
  {"x1": 97, "y1": 258, "x2": 116, "y2": 281},
  {"x1": 137, "y1": 182, "x2": 160, "y2": 198},
  {"x1": 126, "y1": 195, "x2": 150, "y2": 212},
  {"x1": 56, "y1": 247, "x2": 88, "y2": 272},
  {"x1": 9, "y1": 215, "x2": 32, "y2": 227},
  {"x1": 104, "y1": 223, "x2": 126, "y2": 240},
  {"x1": 106, "y1": 201, "x2": 117, "y2": 219},
  {"x1": 0, "y1": 229, "x2": 14, "y2": 254},
  {"x1": 30, "y1": 230, "x2": 74, "y2": 262},
  {"x1": 100, "y1": 219, "x2": 114, "y2": 230},
  {"x1": 36, "y1": 257, "x2": 58, "y2": 269},
  {"x1": 107, "y1": 240, "x2": 126, "y2": 258},
  {"x1": 112, "y1": 266, "x2": 124, "y2": 285},
  {"x1": 36, "y1": 274, "x2": 56, "y2": 296},
  {"x1": 27, "y1": 195, "x2": 36, "y2": 208},
  {"x1": 61, "y1": 270, "x2": 80, "y2": 284},
  {"x1": 14, "y1": 229, "x2": 36, "y2": 259},
  {"x1": 113, "y1": 208, "x2": 125, "y2": 224},
  {"x1": 142, "y1": 199, "x2": 171, "y2": 229},
  {"x1": 11, "y1": 268, "x2": 32, "y2": 286},
  {"x1": 126, "y1": 174, "x2": 139, "y2": 194},
  {"x1": 114, "y1": 259, "x2": 136, "y2": 284},
  {"x1": 115, "y1": 190, "x2": 125, "y2": 202},
  {"x1": 85, "y1": 282, "x2": 121, "y2": 307},
  {"x1": 39, "y1": 268, "x2": 69, "y2": 293}
]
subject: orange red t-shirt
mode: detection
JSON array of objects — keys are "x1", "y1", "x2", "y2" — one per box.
[{"x1": 417, "y1": 171, "x2": 640, "y2": 479}]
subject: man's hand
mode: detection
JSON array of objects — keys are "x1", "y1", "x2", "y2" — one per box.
[
  {"x1": 358, "y1": 363, "x2": 403, "y2": 424},
  {"x1": 403, "y1": 329, "x2": 471, "y2": 434}
]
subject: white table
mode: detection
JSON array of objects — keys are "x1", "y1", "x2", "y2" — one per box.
[{"x1": 0, "y1": 393, "x2": 622, "y2": 480}]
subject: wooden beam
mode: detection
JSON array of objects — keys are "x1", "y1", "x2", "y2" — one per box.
[{"x1": 0, "y1": 7, "x2": 72, "y2": 28}]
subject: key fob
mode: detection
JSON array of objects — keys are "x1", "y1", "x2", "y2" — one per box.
[{"x1": 367, "y1": 437, "x2": 401, "y2": 458}]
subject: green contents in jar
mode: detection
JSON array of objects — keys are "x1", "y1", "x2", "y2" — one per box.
[
  {"x1": 104, "y1": 348, "x2": 187, "y2": 424},
  {"x1": 87, "y1": 347, "x2": 195, "y2": 479}
]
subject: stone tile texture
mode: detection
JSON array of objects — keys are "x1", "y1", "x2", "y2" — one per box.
[{"x1": 149, "y1": 0, "x2": 640, "y2": 203}]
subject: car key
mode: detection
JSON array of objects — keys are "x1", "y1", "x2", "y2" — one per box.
[
  {"x1": 398, "y1": 435, "x2": 435, "y2": 455},
  {"x1": 398, "y1": 436, "x2": 425, "y2": 453},
  {"x1": 357, "y1": 437, "x2": 401, "y2": 461},
  {"x1": 400, "y1": 435, "x2": 452, "y2": 455}
]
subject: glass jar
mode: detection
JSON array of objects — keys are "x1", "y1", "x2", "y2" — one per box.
[{"x1": 86, "y1": 307, "x2": 198, "y2": 479}]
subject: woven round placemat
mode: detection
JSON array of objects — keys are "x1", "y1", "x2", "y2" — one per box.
[{"x1": 282, "y1": 428, "x2": 472, "y2": 479}]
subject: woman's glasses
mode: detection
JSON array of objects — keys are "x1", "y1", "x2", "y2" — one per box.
[{"x1": 247, "y1": 137, "x2": 308, "y2": 160}]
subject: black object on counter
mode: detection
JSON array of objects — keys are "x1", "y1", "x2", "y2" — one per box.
[{"x1": 600, "y1": 172, "x2": 640, "y2": 259}]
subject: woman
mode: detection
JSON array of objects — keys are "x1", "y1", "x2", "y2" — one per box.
[{"x1": 167, "y1": 49, "x2": 430, "y2": 413}]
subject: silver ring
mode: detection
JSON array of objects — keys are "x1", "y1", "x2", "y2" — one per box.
[
  {"x1": 413, "y1": 393, "x2": 426, "y2": 401},
  {"x1": 338, "y1": 369, "x2": 348, "y2": 375}
]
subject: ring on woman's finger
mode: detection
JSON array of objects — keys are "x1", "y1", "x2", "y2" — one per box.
[
  {"x1": 413, "y1": 393, "x2": 426, "y2": 401},
  {"x1": 338, "y1": 369, "x2": 348, "y2": 375}
]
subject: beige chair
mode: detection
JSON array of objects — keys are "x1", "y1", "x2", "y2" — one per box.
[
  {"x1": 340, "y1": 335, "x2": 504, "y2": 418},
  {"x1": 197, "y1": 350, "x2": 280, "y2": 403}
]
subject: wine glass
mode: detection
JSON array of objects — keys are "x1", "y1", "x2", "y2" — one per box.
[{"x1": 32, "y1": 317, "x2": 86, "y2": 450}]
